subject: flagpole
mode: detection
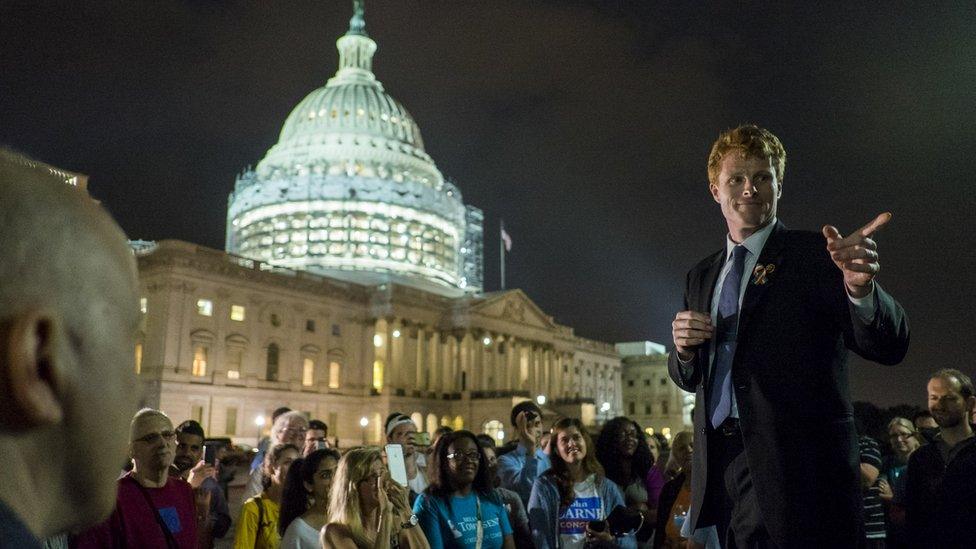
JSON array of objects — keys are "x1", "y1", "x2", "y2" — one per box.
[{"x1": 500, "y1": 219, "x2": 506, "y2": 290}]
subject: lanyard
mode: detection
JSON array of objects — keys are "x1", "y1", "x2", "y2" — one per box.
[{"x1": 474, "y1": 495, "x2": 483, "y2": 549}]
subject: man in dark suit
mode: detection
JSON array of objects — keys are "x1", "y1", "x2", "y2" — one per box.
[{"x1": 668, "y1": 125, "x2": 910, "y2": 548}]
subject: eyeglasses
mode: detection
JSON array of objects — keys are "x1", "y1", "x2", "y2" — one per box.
[
  {"x1": 133, "y1": 430, "x2": 177, "y2": 445},
  {"x1": 616, "y1": 430, "x2": 639, "y2": 441},
  {"x1": 446, "y1": 451, "x2": 481, "y2": 463}
]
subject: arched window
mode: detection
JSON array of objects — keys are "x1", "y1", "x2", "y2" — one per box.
[
  {"x1": 266, "y1": 343, "x2": 279, "y2": 381},
  {"x1": 426, "y1": 414, "x2": 438, "y2": 434}
]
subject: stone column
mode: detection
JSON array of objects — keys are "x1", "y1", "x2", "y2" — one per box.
[{"x1": 415, "y1": 325, "x2": 426, "y2": 390}]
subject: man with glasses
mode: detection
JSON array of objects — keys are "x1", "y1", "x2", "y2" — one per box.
[
  {"x1": 242, "y1": 411, "x2": 309, "y2": 500},
  {"x1": 73, "y1": 409, "x2": 198, "y2": 548}
]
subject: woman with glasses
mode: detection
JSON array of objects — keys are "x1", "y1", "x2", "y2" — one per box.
[
  {"x1": 279, "y1": 448, "x2": 341, "y2": 548},
  {"x1": 413, "y1": 430, "x2": 516, "y2": 548},
  {"x1": 528, "y1": 417, "x2": 636, "y2": 549},
  {"x1": 596, "y1": 417, "x2": 656, "y2": 546},
  {"x1": 322, "y1": 447, "x2": 430, "y2": 549},
  {"x1": 877, "y1": 417, "x2": 920, "y2": 548},
  {"x1": 234, "y1": 443, "x2": 300, "y2": 549}
]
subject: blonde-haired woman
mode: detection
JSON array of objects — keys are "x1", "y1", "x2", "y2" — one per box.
[{"x1": 321, "y1": 447, "x2": 430, "y2": 549}]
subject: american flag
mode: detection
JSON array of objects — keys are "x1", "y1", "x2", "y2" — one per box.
[{"x1": 500, "y1": 226, "x2": 512, "y2": 252}]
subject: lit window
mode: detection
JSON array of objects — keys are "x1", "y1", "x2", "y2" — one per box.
[
  {"x1": 328, "y1": 361, "x2": 341, "y2": 388},
  {"x1": 373, "y1": 334, "x2": 383, "y2": 347},
  {"x1": 661, "y1": 427, "x2": 672, "y2": 441},
  {"x1": 196, "y1": 299, "x2": 213, "y2": 317},
  {"x1": 231, "y1": 305, "x2": 246, "y2": 321},
  {"x1": 484, "y1": 419, "x2": 504, "y2": 441},
  {"x1": 302, "y1": 358, "x2": 314, "y2": 387},
  {"x1": 372, "y1": 360, "x2": 384, "y2": 391},
  {"x1": 140, "y1": 298, "x2": 147, "y2": 314},
  {"x1": 134, "y1": 343, "x2": 143, "y2": 374},
  {"x1": 192, "y1": 344, "x2": 208, "y2": 376},
  {"x1": 227, "y1": 370, "x2": 240, "y2": 380},
  {"x1": 392, "y1": 329, "x2": 401, "y2": 338}
]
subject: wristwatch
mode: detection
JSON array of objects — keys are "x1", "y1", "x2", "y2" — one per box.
[{"x1": 401, "y1": 514, "x2": 419, "y2": 529}]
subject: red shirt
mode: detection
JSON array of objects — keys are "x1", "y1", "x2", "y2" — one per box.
[{"x1": 72, "y1": 472, "x2": 198, "y2": 549}]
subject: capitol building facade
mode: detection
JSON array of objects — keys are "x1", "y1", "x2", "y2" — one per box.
[{"x1": 134, "y1": 5, "x2": 623, "y2": 446}]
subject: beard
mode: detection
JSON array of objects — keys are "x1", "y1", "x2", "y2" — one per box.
[{"x1": 173, "y1": 455, "x2": 195, "y2": 472}]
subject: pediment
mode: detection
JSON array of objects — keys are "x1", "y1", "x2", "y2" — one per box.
[{"x1": 468, "y1": 289, "x2": 556, "y2": 330}]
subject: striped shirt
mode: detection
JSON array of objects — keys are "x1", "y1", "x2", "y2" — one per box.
[{"x1": 859, "y1": 435, "x2": 886, "y2": 539}]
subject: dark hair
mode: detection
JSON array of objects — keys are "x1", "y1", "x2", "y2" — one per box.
[
  {"x1": 931, "y1": 369, "x2": 976, "y2": 400},
  {"x1": 475, "y1": 434, "x2": 496, "y2": 449},
  {"x1": 278, "y1": 449, "x2": 341, "y2": 536},
  {"x1": 913, "y1": 409, "x2": 934, "y2": 424},
  {"x1": 272, "y1": 407, "x2": 292, "y2": 423},
  {"x1": 308, "y1": 419, "x2": 328, "y2": 433},
  {"x1": 426, "y1": 430, "x2": 497, "y2": 503},
  {"x1": 595, "y1": 417, "x2": 653, "y2": 488},
  {"x1": 545, "y1": 417, "x2": 604, "y2": 510},
  {"x1": 510, "y1": 400, "x2": 542, "y2": 426},
  {"x1": 262, "y1": 443, "x2": 300, "y2": 490},
  {"x1": 175, "y1": 419, "x2": 205, "y2": 439}
]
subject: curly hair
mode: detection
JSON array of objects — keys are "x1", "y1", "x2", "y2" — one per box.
[
  {"x1": 595, "y1": 416, "x2": 653, "y2": 488},
  {"x1": 545, "y1": 417, "x2": 605, "y2": 510},
  {"x1": 706, "y1": 124, "x2": 786, "y2": 186},
  {"x1": 278, "y1": 448, "x2": 341, "y2": 536},
  {"x1": 426, "y1": 430, "x2": 498, "y2": 504}
]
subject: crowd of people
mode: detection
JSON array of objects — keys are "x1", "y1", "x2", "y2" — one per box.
[{"x1": 32, "y1": 381, "x2": 973, "y2": 549}]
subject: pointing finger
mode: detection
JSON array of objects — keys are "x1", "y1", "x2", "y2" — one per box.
[{"x1": 857, "y1": 212, "x2": 892, "y2": 237}]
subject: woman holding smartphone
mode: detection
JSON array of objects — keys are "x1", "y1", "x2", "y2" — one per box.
[
  {"x1": 413, "y1": 430, "x2": 515, "y2": 549},
  {"x1": 528, "y1": 418, "x2": 636, "y2": 549},
  {"x1": 279, "y1": 448, "x2": 342, "y2": 548},
  {"x1": 321, "y1": 447, "x2": 430, "y2": 549}
]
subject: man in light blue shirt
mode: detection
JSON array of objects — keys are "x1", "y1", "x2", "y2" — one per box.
[{"x1": 497, "y1": 400, "x2": 551, "y2": 507}]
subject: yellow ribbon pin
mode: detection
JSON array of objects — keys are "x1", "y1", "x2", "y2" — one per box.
[{"x1": 752, "y1": 264, "x2": 776, "y2": 285}]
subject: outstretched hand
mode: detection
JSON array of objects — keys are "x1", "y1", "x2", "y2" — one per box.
[{"x1": 823, "y1": 212, "x2": 891, "y2": 298}]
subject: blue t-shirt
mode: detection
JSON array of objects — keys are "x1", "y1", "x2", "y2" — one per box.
[{"x1": 414, "y1": 491, "x2": 513, "y2": 549}]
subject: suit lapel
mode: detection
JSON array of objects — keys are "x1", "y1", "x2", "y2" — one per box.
[
  {"x1": 696, "y1": 250, "x2": 725, "y2": 387},
  {"x1": 697, "y1": 252, "x2": 725, "y2": 314},
  {"x1": 737, "y1": 221, "x2": 788, "y2": 337}
]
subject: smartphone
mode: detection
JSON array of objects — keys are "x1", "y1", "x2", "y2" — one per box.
[
  {"x1": 385, "y1": 444, "x2": 408, "y2": 487},
  {"x1": 203, "y1": 444, "x2": 218, "y2": 466},
  {"x1": 414, "y1": 432, "x2": 431, "y2": 446}
]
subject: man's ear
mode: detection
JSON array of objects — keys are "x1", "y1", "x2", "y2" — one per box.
[
  {"x1": 709, "y1": 182, "x2": 721, "y2": 203},
  {"x1": 0, "y1": 311, "x2": 66, "y2": 431}
]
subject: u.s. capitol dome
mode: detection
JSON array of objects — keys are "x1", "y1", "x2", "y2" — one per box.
[{"x1": 226, "y1": 3, "x2": 483, "y2": 296}]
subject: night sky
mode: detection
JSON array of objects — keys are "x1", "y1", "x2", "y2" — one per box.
[{"x1": 2, "y1": 1, "x2": 974, "y2": 408}]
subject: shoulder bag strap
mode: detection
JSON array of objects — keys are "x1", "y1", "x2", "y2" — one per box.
[{"x1": 127, "y1": 476, "x2": 180, "y2": 549}]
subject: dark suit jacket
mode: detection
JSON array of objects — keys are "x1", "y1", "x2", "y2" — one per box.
[{"x1": 667, "y1": 221, "x2": 909, "y2": 548}]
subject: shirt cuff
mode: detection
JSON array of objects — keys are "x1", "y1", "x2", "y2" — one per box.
[{"x1": 848, "y1": 283, "x2": 877, "y2": 323}]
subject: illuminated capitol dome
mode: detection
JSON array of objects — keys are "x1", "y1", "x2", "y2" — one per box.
[{"x1": 226, "y1": 2, "x2": 483, "y2": 295}]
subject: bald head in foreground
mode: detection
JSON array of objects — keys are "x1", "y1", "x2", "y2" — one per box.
[{"x1": 0, "y1": 148, "x2": 141, "y2": 544}]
